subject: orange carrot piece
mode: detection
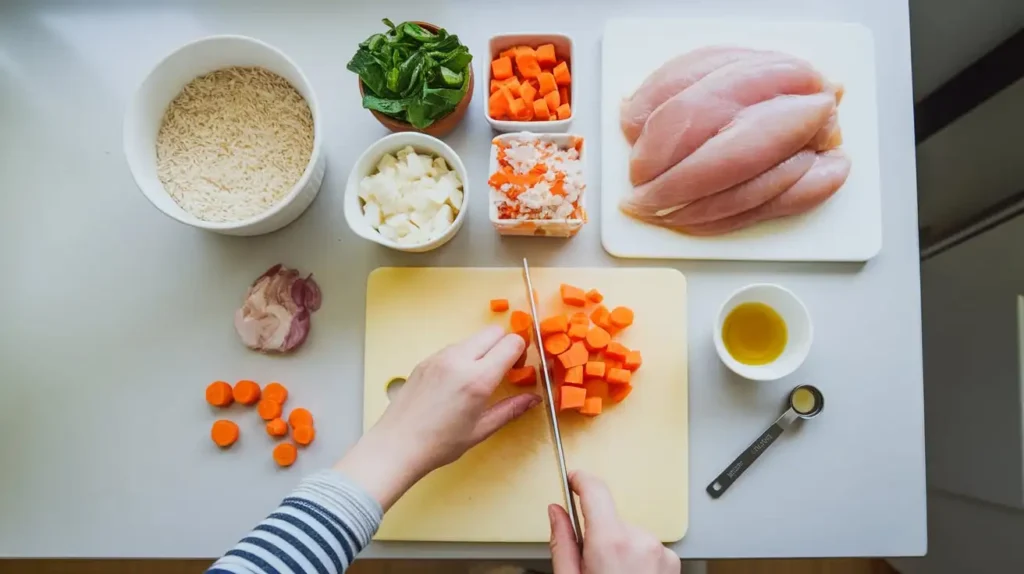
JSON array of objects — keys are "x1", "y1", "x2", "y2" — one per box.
[
  {"x1": 580, "y1": 396, "x2": 603, "y2": 416},
  {"x1": 499, "y1": 47, "x2": 517, "y2": 59},
  {"x1": 537, "y1": 72, "x2": 557, "y2": 96},
  {"x1": 263, "y1": 382, "x2": 288, "y2": 405},
  {"x1": 510, "y1": 310, "x2": 532, "y2": 333},
  {"x1": 585, "y1": 289, "x2": 604, "y2": 304},
  {"x1": 266, "y1": 418, "x2": 288, "y2": 438},
  {"x1": 257, "y1": 399, "x2": 283, "y2": 421},
  {"x1": 533, "y1": 98, "x2": 551, "y2": 120},
  {"x1": 558, "y1": 341, "x2": 589, "y2": 369},
  {"x1": 288, "y1": 407, "x2": 314, "y2": 429},
  {"x1": 509, "y1": 97, "x2": 531, "y2": 120},
  {"x1": 544, "y1": 333, "x2": 572, "y2": 355},
  {"x1": 507, "y1": 366, "x2": 538, "y2": 386},
  {"x1": 536, "y1": 44, "x2": 557, "y2": 67},
  {"x1": 624, "y1": 351, "x2": 643, "y2": 371},
  {"x1": 559, "y1": 386, "x2": 587, "y2": 411},
  {"x1": 543, "y1": 90, "x2": 561, "y2": 113},
  {"x1": 540, "y1": 314, "x2": 569, "y2": 335},
  {"x1": 570, "y1": 311, "x2": 589, "y2": 324},
  {"x1": 585, "y1": 361, "x2": 606, "y2": 380},
  {"x1": 521, "y1": 80, "x2": 538, "y2": 106},
  {"x1": 559, "y1": 86, "x2": 570, "y2": 106},
  {"x1": 491, "y1": 79, "x2": 504, "y2": 93},
  {"x1": 273, "y1": 442, "x2": 298, "y2": 467},
  {"x1": 516, "y1": 45, "x2": 536, "y2": 57},
  {"x1": 205, "y1": 381, "x2": 234, "y2": 408},
  {"x1": 557, "y1": 103, "x2": 572, "y2": 120},
  {"x1": 609, "y1": 306, "x2": 635, "y2": 329},
  {"x1": 490, "y1": 299, "x2": 510, "y2": 312},
  {"x1": 564, "y1": 365, "x2": 584, "y2": 385},
  {"x1": 567, "y1": 321, "x2": 589, "y2": 340},
  {"x1": 499, "y1": 84, "x2": 516, "y2": 108},
  {"x1": 232, "y1": 380, "x2": 261, "y2": 405},
  {"x1": 292, "y1": 425, "x2": 316, "y2": 446},
  {"x1": 584, "y1": 327, "x2": 611, "y2": 352},
  {"x1": 606, "y1": 367, "x2": 632, "y2": 386},
  {"x1": 505, "y1": 76, "x2": 522, "y2": 98},
  {"x1": 211, "y1": 420, "x2": 239, "y2": 448},
  {"x1": 608, "y1": 384, "x2": 633, "y2": 403},
  {"x1": 553, "y1": 61, "x2": 572, "y2": 86},
  {"x1": 560, "y1": 284, "x2": 587, "y2": 307},
  {"x1": 513, "y1": 349, "x2": 528, "y2": 368},
  {"x1": 590, "y1": 304, "x2": 609, "y2": 324},
  {"x1": 516, "y1": 51, "x2": 542, "y2": 79},
  {"x1": 488, "y1": 89, "x2": 509, "y2": 119},
  {"x1": 491, "y1": 56, "x2": 514, "y2": 80},
  {"x1": 604, "y1": 342, "x2": 630, "y2": 362}
]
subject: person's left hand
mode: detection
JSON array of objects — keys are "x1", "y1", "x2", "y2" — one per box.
[{"x1": 335, "y1": 325, "x2": 541, "y2": 508}]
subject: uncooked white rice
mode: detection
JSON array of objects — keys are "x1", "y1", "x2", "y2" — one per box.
[{"x1": 156, "y1": 66, "x2": 314, "y2": 222}]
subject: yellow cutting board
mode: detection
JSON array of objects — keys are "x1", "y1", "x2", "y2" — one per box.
[{"x1": 364, "y1": 267, "x2": 688, "y2": 542}]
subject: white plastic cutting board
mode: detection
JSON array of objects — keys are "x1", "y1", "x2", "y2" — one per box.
[
  {"x1": 364, "y1": 267, "x2": 688, "y2": 543},
  {"x1": 601, "y1": 19, "x2": 882, "y2": 261}
]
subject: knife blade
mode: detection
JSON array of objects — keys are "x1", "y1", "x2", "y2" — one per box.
[{"x1": 522, "y1": 258, "x2": 584, "y2": 547}]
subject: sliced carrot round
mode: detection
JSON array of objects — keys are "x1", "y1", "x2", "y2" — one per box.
[
  {"x1": 266, "y1": 418, "x2": 288, "y2": 438},
  {"x1": 273, "y1": 442, "x2": 298, "y2": 467},
  {"x1": 205, "y1": 381, "x2": 234, "y2": 408},
  {"x1": 609, "y1": 307, "x2": 634, "y2": 329},
  {"x1": 288, "y1": 407, "x2": 314, "y2": 429},
  {"x1": 211, "y1": 420, "x2": 239, "y2": 448},
  {"x1": 263, "y1": 382, "x2": 288, "y2": 405},
  {"x1": 543, "y1": 333, "x2": 571, "y2": 355},
  {"x1": 584, "y1": 327, "x2": 611, "y2": 351},
  {"x1": 257, "y1": 399, "x2": 283, "y2": 421},
  {"x1": 292, "y1": 425, "x2": 316, "y2": 446},
  {"x1": 232, "y1": 380, "x2": 261, "y2": 405}
]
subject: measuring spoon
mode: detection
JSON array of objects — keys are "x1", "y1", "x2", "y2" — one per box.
[{"x1": 706, "y1": 384, "x2": 824, "y2": 499}]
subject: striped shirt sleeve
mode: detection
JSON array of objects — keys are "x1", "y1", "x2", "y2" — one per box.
[{"x1": 208, "y1": 469, "x2": 383, "y2": 574}]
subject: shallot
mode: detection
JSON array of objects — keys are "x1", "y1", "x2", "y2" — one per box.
[{"x1": 234, "y1": 264, "x2": 322, "y2": 353}]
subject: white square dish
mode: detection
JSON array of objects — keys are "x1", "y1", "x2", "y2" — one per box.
[{"x1": 484, "y1": 33, "x2": 575, "y2": 133}]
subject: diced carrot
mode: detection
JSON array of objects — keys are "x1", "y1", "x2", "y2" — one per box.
[
  {"x1": 257, "y1": 398, "x2": 283, "y2": 421},
  {"x1": 608, "y1": 384, "x2": 633, "y2": 403},
  {"x1": 490, "y1": 79, "x2": 503, "y2": 94},
  {"x1": 590, "y1": 304, "x2": 609, "y2": 324},
  {"x1": 509, "y1": 97, "x2": 530, "y2": 120},
  {"x1": 544, "y1": 90, "x2": 560, "y2": 113},
  {"x1": 490, "y1": 299, "x2": 510, "y2": 312},
  {"x1": 273, "y1": 442, "x2": 298, "y2": 467},
  {"x1": 521, "y1": 81, "x2": 538, "y2": 107},
  {"x1": 533, "y1": 98, "x2": 551, "y2": 121},
  {"x1": 488, "y1": 89, "x2": 509, "y2": 119},
  {"x1": 559, "y1": 86, "x2": 570, "y2": 106},
  {"x1": 505, "y1": 76, "x2": 522, "y2": 98},
  {"x1": 570, "y1": 312, "x2": 589, "y2": 324},
  {"x1": 232, "y1": 380, "x2": 261, "y2": 405},
  {"x1": 510, "y1": 310, "x2": 532, "y2": 333},
  {"x1": 604, "y1": 359, "x2": 623, "y2": 371},
  {"x1": 514, "y1": 349, "x2": 528, "y2": 368},
  {"x1": 516, "y1": 51, "x2": 542, "y2": 79},
  {"x1": 491, "y1": 56, "x2": 514, "y2": 80},
  {"x1": 580, "y1": 397, "x2": 603, "y2": 416},
  {"x1": 584, "y1": 327, "x2": 611, "y2": 352},
  {"x1": 567, "y1": 321, "x2": 589, "y2": 340},
  {"x1": 624, "y1": 351, "x2": 643, "y2": 371},
  {"x1": 288, "y1": 407, "x2": 314, "y2": 430},
  {"x1": 558, "y1": 341, "x2": 589, "y2": 369},
  {"x1": 536, "y1": 44, "x2": 557, "y2": 67},
  {"x1": 604, "y1": 342, "x2": 630, "y2": 362},
  {"x1": 266, "y1": 418, "x2": 288, "y2": 438},
  {"x1": 516, "y1": 45, "x2": 536, "y2": 57},
  {"x1": 553, "y1": 61, "x2": 572, "y2": 86},
  {"x1": 585, "y1": 289, "x2": 603, "y2": 304},
  {"x1": 292, "y1": 425, "x2": 316, "y2": 446},
  {"x1": 557, "y1": 103, "x2": 572, "y2": 120},
  {"x1": 606, "y1": 367, "x2": 632, "y2": 386},
  {"x1": 507, "y1": 365, "x2": 537, "y2": 386},
  {"x1": 560, "y1": 284, "x2": 587, "y2": 307},
  {"x1": 540, "y1": 314, "x2": 569, "y2": 335},
  {"x1": 585, "y1": 361, "x2": 606, "y2": 380},
  {"x1": 499, "y1": 47, "x2": 517, "y2": 59},
  {"x1": 559, "y1": 386, "x2": 587, "y2": 411},
  {"x1": 499, "y1": 84, "x2": 516, "y2": 108},
  {"x1": 538, "y1": 72, "x2": 557, "y2": 96},
  {"x1": 263, "y1": 382, "x2": 288, "y2": 404},
  {"x1": 544, "y1": 333, "x2": 571, "y2": 355},
  {"x1": 205, "y1": 380, "x2": 233, "y2": 408},
  {"x1": 211, "y1": 420, "x2": 239, "y2": 448},
  {"x1": 564, "y1": 365, "x2": 584, "y2": 386},
  {"x1": 609, "y1": 306, "x2": 635, "y2": 329}
]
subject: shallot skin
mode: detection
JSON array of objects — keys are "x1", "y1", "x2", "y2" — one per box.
[{"x1": 234, "y1": 264, "x2": 322, "y2": 353}]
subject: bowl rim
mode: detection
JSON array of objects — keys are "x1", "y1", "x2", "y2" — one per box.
[
  {"x1": 484, "y1": 32, "x2": 576, "y2": 128},
  {"x1": 344, "y1": 131, "x2": 470, "y2": 252},
  {"x1": 713, "y1": 283, "x2": 814, "y2": 381},
  {"x1": 123, "y1": 34, "x2": 323, "y2": 231}
]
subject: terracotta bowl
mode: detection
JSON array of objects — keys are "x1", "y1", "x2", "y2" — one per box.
[{"x1": 357, "y1": 21, "x2": 474, "y2": 138}]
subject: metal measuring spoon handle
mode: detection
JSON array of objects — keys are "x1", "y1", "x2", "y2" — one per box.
[{"x1": 706, "y1": 410, "x2": 799, "y2": 499}]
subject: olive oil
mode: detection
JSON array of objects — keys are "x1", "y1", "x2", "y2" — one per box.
[{"x1": 722, "y1": 302, "x2": 787, "y2": 365}]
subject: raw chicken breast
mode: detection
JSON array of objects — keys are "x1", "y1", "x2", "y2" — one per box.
[
  {"x1": 620, "y1": 46, "x2": 756, "y2": 144},
  {"x1": 620, "y1": 92, "x2": 836, "y2": 219},
  {"x1": 676, "y1": 150, "x2": 851, "y2": 235},
  {"x1": 629, "y1": 52, "x2": 825, "y2": 186}
]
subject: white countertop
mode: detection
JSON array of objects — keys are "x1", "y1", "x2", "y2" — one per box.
[{"x1": 0, "y1": 0, "x2": 926, "y2": 560}]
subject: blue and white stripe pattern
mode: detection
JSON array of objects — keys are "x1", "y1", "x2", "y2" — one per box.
[{"x1": 208, "y1": 470, "x2": 383, "y2": 574}]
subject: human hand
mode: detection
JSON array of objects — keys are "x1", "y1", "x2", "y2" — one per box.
[
  {"x1": 335, "y1": 326, "x2": 541, "y2": 509},
  {"x1": 549, "y1": 471, "x2": 681, "y2": 574}
]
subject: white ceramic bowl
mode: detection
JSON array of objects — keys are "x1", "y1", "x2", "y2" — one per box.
[
  {"x1": 485, "y1": 33, "x2": 575, "y2": 133},
  {"x1": 714, "y1": 284, "x2": 813, "y2": 381},
  {"x1": 344, "y1": 132, "x2": 469, "y2": 253},
  {"x1": 488, "y1": 132, "x2": 586, "y2": 237},
  {"x1": 123, "y1": 35, "x2": 325, "y2": 236}
]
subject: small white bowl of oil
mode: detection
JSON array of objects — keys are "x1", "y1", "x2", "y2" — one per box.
[{"x1": 714, "y1": 284, "x2": 813, "y2": 381}]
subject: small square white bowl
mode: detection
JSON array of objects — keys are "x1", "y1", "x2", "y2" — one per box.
[
  {"x1": 488, "y1": 132, "x2": 586, "y2": 238},
  {"x1": 484, "y1": 33, "x2": 575, "y2": 133}
]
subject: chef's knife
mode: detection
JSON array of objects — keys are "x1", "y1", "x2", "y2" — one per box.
[{"x1": 522, "y1": 258, "x2": 584, "y2": 547}]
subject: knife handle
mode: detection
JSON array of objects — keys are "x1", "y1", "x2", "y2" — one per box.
[{"x1": 706, "y1": 422, "x2": 786, "y2": 499}]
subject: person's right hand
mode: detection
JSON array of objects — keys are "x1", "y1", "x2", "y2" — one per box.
[{"x1": 549, "y1": 471, "x2": 681, "y2": 574}]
